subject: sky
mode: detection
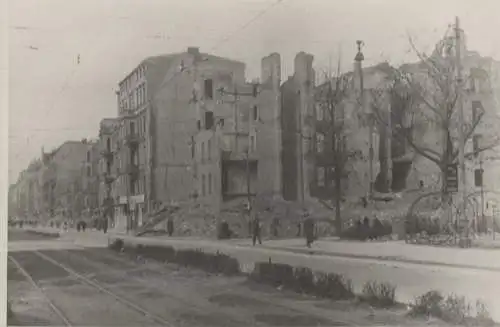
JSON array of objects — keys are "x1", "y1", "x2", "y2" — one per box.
[{"x1": 7, "y1": 0, "x2": 500, "y2": 183}]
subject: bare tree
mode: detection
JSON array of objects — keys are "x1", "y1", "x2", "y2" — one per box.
[
  {"x1": 312, "y1": 61, "x2": 363, "y2": 233},
  {"x1": 370, "y1": 36, "x2": 500, "y2": 207}
]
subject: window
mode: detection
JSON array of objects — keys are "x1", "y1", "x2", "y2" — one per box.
[
  {"x1": 208, "y1": 173, "x2": 212, "y2": 194},
  {"x1": 317, "y1": 167, "x2": 325, "y2": 186},
  {"x1": 316, "y1": 103, "x2": 324, "y2": 121},
  {"x1": 87, "y1": 166, "x2": 91, "y2": 177},
  {"x1": 474, "y1": 169, "x2": 483, "y2": 187},
  {"x1": 201, "y1": 174, "x2": 206, "y2": 196},
  {"x1": 87, "y1": 151, "x2": 91, "y2": 162},
  {"x1": 191, "y1": 136, "x2": 195, "y2": 159},
  {"x1": 201, "y1": 142, "x2": 205, "y2": 161},
  {"x1": 253, "y1": 105, "x2": 259, "y2": 121},
  {"x1": 130, "y1": 122, "x2": 135, "y2": 135},
  {"x1": 316, "y1": 133, "x2": 325, "y2": 153},
  {"x1": 250, "y1": 135, "x2": 255, "y2": 151},
  {"x1": 207, "y1": 139, "x2": 211, "y2": 160},
  {"x1": 205, "y1": 111, "x2": 214, "y2": 130},
  {"x1": 204, "y1": 79, "x2": 213, "y2": 99},
  {"x1": 472, "y1": 100, "x2": 483, "y2": 123},
  {"x1": 143, "y1": 115, "x2": 146, "y2": 133}
]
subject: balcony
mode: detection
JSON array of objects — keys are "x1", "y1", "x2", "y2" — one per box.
[
  {"x1": 221, "y1": 150, "x2": 258, "y2": 164},
  {"x1": 125, "y1": 133, "x2": 141, "y2": 147},
  {"x1": 100, "y1": 148, "x2": 114, "y2": 160},
  {"x1": 102, "y1": 171, "x2": 116, "y2": 184},
  {"x1": 126, "y1": 163, "x2": 140, "y2": 177}
]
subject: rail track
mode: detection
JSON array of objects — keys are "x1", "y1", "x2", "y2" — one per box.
[{"x1": 8, "y1": 251, "x2": 175, "y2": 326}]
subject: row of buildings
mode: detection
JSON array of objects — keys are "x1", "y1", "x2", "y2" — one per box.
[{"x1": 10, "y1": 27, "x2": 500, "y2": 233}]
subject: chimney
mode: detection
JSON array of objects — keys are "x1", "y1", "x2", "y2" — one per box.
[{"x1": 187, "y1": 47, "x2": 200, "y2": 56}]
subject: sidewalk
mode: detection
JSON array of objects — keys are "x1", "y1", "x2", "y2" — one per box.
[
  {"x1": 243, "y1": 238, "x2": 500, "y2": 271},
  {"x1": 108, "y1": 233, "x2": 500, "y2": 272},
  {"x1": 22, "y1": 226, "x2": 500, "y2": 271}
]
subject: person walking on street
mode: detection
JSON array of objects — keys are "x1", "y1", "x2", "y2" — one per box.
[
  {"x1": 252, "y1": 216, "x2": 262, "y2": 246},
  {"x1": 167, "y1": 217, "x2": 174, "y2": 237},
  {"x1": 102, "y1": 216, "x2": 108, "y2": 234},
  {"x1": 304, "y1": 217, "x2": 315, "y2": 248}
]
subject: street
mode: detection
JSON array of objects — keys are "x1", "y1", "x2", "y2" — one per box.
[
  {"x1": 117, "y1": 233, "x2": 500, "y2": 322},
  {"x1": 8, "y1": 229, "x2": 437, "y2": 327}
]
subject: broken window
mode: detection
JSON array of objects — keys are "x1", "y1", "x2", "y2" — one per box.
[{"x1": 204, "y1": 79, "x2": 214, "y2": 99}]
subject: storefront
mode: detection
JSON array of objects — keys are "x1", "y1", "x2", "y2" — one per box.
[
  {"x1": 129, "y1": 194, "x2": 145, "y2": 229},
  {"x1": 114, "y1": 196, "x2": 128, "y2": 233}
]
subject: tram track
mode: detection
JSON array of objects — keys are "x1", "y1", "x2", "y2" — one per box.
[{"x1": 9, "y1": 251, "x2": 175, "y2": 326}]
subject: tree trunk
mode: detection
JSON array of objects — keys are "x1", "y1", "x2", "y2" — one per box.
[{"x1": 334, "y1": 169, "x2": 342, "y2": 234}]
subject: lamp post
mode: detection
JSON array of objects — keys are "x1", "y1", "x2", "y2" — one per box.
[{"x1": 355, "y1": 40, "x2": 373, "y2": 199}]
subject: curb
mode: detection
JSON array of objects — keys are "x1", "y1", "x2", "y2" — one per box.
[
  {"x1": 261, "y1": 245, "x2": 500, "y2": 272},
  {"x1": 25, "y1": 229, "x2": 61, "y2": 238},
  {"x1": 111, "y1": 236, "x2": 257, "y2": 274},
  {"x1": 110, "y1": 234, "x2": 500, "y2": 273}
]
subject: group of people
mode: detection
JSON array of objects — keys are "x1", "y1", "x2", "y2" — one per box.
[{"x1": 249, "y1": 215, "x2": 316, "y2": 248}]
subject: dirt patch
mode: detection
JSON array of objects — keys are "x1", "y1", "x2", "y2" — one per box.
[
  {"x1": 254, "y1": 313, "x2": 343, "y2": 326},
  {"x1": 209, "y1": 293, "x2": 269, "y2": 309}
]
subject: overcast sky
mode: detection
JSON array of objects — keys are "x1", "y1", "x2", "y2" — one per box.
[{"x1": 8, "y1": 0, "x2": 500, "y2": 183}]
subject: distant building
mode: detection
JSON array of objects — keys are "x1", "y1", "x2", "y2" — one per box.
[
  {"x1": 38, "y1": 140, "x2": 90, "y2": 220},
  {"x1": 97, "y1": 118, "x2": 120, "y2": 228},
  {"x1": 80, "y1": 140, "x2": 100, "y2": 220}
]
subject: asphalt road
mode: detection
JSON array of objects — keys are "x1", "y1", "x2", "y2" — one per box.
[{"x1": 8, "y1": 229, "x2": 437, "y2": 327}]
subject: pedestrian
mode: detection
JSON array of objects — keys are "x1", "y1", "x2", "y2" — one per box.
[
  {"x1": 271, "y1": 217, "x2": 279, "y2": 238},
  {"x1": 102, "y1": 216, "x2": 108, "y2": 234},
  {"x1": 167, "y1": 217, "x2": 174, "y2": 237},
  {"x1": 373, "y1": 217, "x2": 384, "y2": 240},
  {"x1": 304, "y1": 218, "x2": 315, "y2": 248},
  {"x1": 296, "y1": 222, "x2": 301, "y2": 237},
  {"x1": 362, "y1": 216, "x2": 370, "y2": 241},
  {"x1": 252, "y1": 216, "x2": 262, "y2": 246}
]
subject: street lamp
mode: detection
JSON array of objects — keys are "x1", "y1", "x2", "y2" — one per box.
[{"x1": 354, "y1": 40, "x2": 373, "y2": 199}]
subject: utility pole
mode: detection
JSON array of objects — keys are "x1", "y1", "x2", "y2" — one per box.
[
  {"x1": 219, "y1": 83, "x2": 259, "y2": 225},
  {"x1": 455, "y1": 16, "x2": 469, "y2": 244}
]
